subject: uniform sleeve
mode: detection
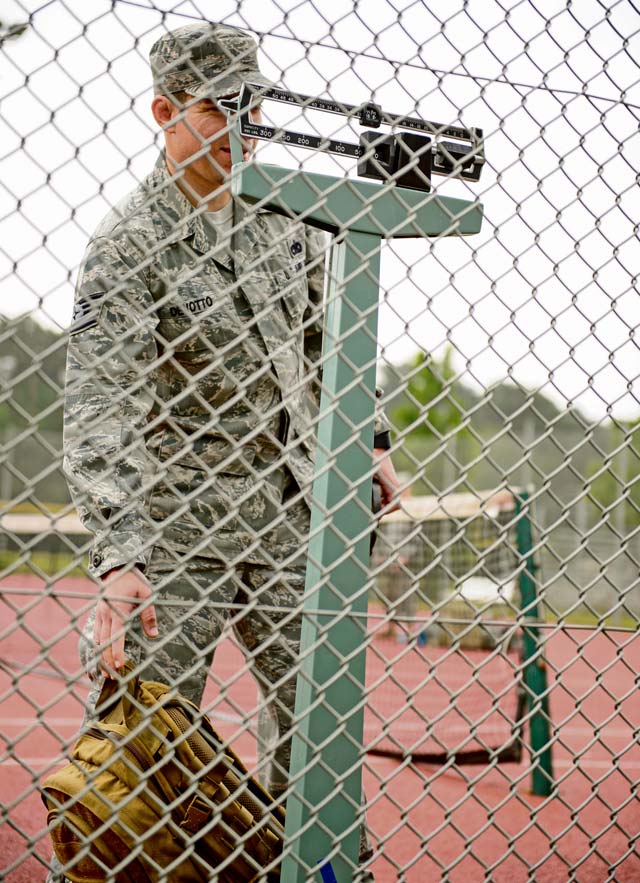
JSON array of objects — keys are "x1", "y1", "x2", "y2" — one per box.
[
  {"x1": 303, "y1": 226, "x2": 390, "y2": 441},
  {"x1": 63, "y1": 234, "x2": 159, "y2": 577}
]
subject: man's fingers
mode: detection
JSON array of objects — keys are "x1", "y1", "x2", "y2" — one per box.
[
  {"x1": 111, "y1": 623, "x2": 126, "y2": 674},
  {"x1": 94, "y1": 607, "x2": 113, "y2": 679},
  {"x1": 135, "y1": 580, "x2": 159, "y2": 639},
  {"x1": 377, "y1": 476, "x2": 400, "y2": 512},
  {"x1": 139, "y1": 602, "x2": 159, "y2": 638},
  {"x1": 373, "y1": 454, "x2": 402, "y2": 514},
  {"x1": 103, "y1": 618, "x2": 119, "y2": 677},
  {"x1": 93, "y1": 606, "x2": 103, "y2": 648},
  {"x1": 96, "y1": 603, "x2": 116, "y2": 677},
  {"x1": 93, "y1": 570, "x2": 158, "y2": 678},
  {"x1": 96, "y1": 600, "x2": 122, "y2": 678}
]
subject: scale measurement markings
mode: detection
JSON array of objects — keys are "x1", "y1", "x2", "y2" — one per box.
[
  {"x1": 243, "y1": 122, "x2": 365, "y2": 158},
  {"x1": 248, "y1": 84, "x2": 480, "y2": 143}
]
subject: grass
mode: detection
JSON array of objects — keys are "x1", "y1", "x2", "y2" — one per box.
[
  {"x1": 0, "y1": 499, "x2": 69, "y2": 514},
  {"x1": 0, "y1": 550, "x2": 88, "y2": 580},
  {"x1": 543, "y1": 605, "x2": 639, "y2": 631}
]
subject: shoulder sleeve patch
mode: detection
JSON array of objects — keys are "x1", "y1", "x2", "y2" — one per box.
[{"x1": 69, "y1": 292, "x2": 105, "y2": 335}]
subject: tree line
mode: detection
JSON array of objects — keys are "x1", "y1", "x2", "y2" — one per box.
[{"x1": 1, "y1": 315, "x2": 637, "y2": 535}]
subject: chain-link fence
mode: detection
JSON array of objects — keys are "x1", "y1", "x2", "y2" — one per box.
[{"x1": 1, "y1": 1, "x2": 639, "y2": 881}]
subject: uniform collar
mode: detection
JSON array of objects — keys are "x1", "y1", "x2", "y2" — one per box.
[{"x1": 147, "y1": 152, "x2": 268, "y2": 258}]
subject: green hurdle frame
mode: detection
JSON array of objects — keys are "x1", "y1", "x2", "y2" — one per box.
[{"x1": 229, "y1": 122, "x2": 483, "y2": 881}]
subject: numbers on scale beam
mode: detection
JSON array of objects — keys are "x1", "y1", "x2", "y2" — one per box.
[{"x1": 236, "y1": 84, "x2": 484, "y2": 184}]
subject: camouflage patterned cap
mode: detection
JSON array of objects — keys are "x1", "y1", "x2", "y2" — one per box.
[{"x1": 150, "y1": 23, "x2": 274, "y2": 100}]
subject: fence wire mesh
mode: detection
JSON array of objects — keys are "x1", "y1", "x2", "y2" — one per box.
[{"x1": 0, "y1": 1, "x2": 639, "y2": 882}]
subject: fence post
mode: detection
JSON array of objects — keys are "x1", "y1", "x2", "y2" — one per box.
[{"x1": 515, "y1": 489, "x2": 554, "y2": 796}]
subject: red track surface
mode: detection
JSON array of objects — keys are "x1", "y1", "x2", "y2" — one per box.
[{"x1": 1, "y1": 576, "x2": 639, "y2": 882}]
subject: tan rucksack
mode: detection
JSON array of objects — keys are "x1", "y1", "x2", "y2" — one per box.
[{"x1": 42, "y1": 664, "x2": 285, "y2": 882}]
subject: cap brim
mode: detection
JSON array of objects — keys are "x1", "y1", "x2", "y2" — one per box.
[{"x1": 190, "y1": 72, "x2": 275, "y2": 101}]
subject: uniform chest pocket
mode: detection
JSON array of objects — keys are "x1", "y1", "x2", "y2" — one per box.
[{"x1": 157, "y1": 301, "x2": 243, "y2": 362}]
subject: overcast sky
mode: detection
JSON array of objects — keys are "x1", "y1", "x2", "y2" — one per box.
[{"x1": 1, "y1": 0, "x2": 638, "y2": 421}]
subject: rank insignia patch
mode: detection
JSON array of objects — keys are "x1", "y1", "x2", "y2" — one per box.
[{"x1": 70, "y1": 293, "x2": 103, "y2": 335}]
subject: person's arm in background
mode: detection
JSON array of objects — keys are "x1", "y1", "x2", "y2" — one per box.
[
  {"x1": 64, "y1": 233, "x2": 160, "y2": 676},
  {"x1": 303, "y1": 227, "x2": 401, "y2": 512}
]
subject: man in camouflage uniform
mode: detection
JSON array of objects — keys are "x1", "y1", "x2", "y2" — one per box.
[{"x1": 58, "y1": 21, "x2": 399, "y2": 882}]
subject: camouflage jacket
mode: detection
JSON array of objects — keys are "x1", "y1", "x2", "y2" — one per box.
[{"x1": 64, "y1": 156, "x2": 386, "y2": 575}]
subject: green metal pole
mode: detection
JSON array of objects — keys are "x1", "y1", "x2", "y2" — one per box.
[
  {"x1": 515, "y1": 490, "x2": 554, "y2": 797},
  {"x1": 282, "y1": 231, "x2": 380, "y2": 883}
]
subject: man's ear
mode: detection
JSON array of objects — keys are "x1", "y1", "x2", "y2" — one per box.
[{"x1": 152, "y1": 95, "x2": 178, "y2": 131}]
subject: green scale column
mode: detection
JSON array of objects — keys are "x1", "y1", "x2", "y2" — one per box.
[{"x1": 229, "y1": 125, "x2": 483, "y2": 882}]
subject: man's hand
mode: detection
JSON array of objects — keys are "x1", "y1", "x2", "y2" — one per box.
[
  {"x1": 94, "y1": 566, "x2": 158, "y2": 678},
  {"x1": 373, "y1": 447, "x2": 402, "y2": 514}
]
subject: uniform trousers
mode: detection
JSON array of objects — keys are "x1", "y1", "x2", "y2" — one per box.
[{"x1": 49, "y1": 544, "x2": 375, "y2": 881}]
